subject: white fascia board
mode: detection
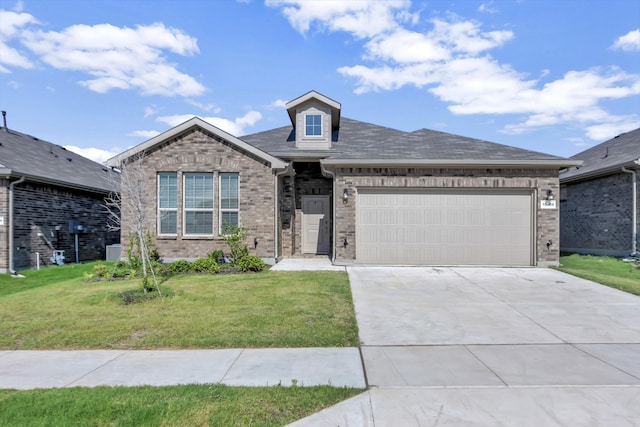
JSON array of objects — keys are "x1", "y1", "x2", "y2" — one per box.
[
  {"x1": 322, "y1": 158, "x2": 583, "y2": 169},
  {"x1": 285, "y1": 91, "x2": 341, "y2": 111},
  {"x1": 107, "y1": 117, "x2": 287, "y2": 170}
]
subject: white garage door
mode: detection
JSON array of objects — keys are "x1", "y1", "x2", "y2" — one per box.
[{"x1": 356, "y1": 189, "x2": 534, "y2": 266}]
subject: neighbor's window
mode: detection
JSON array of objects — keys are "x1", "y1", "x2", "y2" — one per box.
[
  {"x1": 183, "y1": 173, "x2": 214, "y2": 235},
  {"x1": 158, "y1": 172, "x2": 177, "y2": 235},
  {"x1": 305, "y1": 114, "x2": 322, "y2": 136},
  {"x1": 220, "y1": 173, "x2": 239, "y2": 233}
]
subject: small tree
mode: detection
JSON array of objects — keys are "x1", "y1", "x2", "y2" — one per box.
[
  {"x1": 104, "y1": 152, "x2": 160, "y2": 293},
  {"x1": 222, "y1": 225, "x2": 249, "y2": 266}
]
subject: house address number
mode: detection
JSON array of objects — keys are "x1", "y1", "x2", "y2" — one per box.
[{"x1": 540, "y1": 200, "x2": 557, "y2": 209}]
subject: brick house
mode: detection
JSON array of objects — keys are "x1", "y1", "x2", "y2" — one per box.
[
  {"x1": 108, "y1": 91, "x2": 578, "y2": 267},
  {"x1": 560, "y1": 128, "x2": 640, "y2": 257},
  {"x1": 0, "y1": 118, "x2": 119, "y2": 273}
]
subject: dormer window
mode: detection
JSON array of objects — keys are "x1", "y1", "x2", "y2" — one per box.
[{"x1": 305, "y1": 114, "x2": 322, "y2": 137}]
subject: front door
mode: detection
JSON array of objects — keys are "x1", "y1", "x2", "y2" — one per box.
[{"x1": 302, "y1": 196, "x2": 330, "y2": 254}]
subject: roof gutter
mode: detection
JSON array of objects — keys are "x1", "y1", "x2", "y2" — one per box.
[
  {"x1": 8, "y1": 175, "x2": 25, "y2": 274},
  {"x1": 621, "y1": 160, "x2": 639, "y2": 257},
  {"x1": 322, "y1": 159, "x2": 582, "y2": 169},
  {"x1": 561, "y1": 162, "x2": 637, "y2": 184}
]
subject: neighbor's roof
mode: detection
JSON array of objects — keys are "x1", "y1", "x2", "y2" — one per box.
[
  {"x1": 560, "y1": 128, "x2": 640, "y2": 183},
  {"x1": 243, "y1": 117, "x2": 579, "y2": 168},
  {"x1": 0, "y1": 127, "x2": 118, "y2": 194}
]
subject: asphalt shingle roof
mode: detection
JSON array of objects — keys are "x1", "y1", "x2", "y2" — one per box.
[
  {"x1": 243, "y1": 117, "x2": 567, "y2": 162},
  {"x1": 0, "y1": 128, "x2": 118, "y2": 193},
  {"x1": 560, "y1": 128, "x2": 640, "y2": 182}
]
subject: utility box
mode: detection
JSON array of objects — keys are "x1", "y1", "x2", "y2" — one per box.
[
  {"x1": 50, "y1": 250, "x2": 65, "y2": 265},
  {"x1": 106, "y1": 244, "x2": 121, "y2": 261}
]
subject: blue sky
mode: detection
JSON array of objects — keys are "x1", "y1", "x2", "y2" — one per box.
[{"x1": 1, "y1": 0, "x2": 639, "y2": 164}]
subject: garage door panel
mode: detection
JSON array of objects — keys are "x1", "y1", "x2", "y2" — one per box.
[{"x1": 356, "y1": 190, "x2": 533, "y2": 266}]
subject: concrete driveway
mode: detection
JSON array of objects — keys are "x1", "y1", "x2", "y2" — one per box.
[{"x1": 291, "y1": 267, "x2": 640, "y2": 426}]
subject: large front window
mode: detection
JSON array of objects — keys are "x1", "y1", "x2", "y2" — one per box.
[
  {"x1": 220, "y1": 173, "x2": 239, "y2": 232},
  {"x1": 158, "y1": 173, "x2": 177, "y2": 235},
  {"x1": 184, "y1": 173, "x2": 214, "y2": 235},
  {"x1": 305, "y1": 114, "x2": 322, "y2": 136}
]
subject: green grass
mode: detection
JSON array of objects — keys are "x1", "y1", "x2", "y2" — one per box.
[
  {"x1": 0, "y1": 263, "x2": 359, "y2": 349},
  {"x1": 0, "y1": 384, "x2": 363, "y2": 426},
  {"x1": 557, "y1": 254, "x2": 640, "y2": 295}
]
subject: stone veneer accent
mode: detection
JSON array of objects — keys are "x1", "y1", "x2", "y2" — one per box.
[
  {"x1": 560, "y1": 172, "x2": 638, "y2": 256},
  {"x1": 120, "y1": 128, "x2": 278, "y2": 261},
  {"x1": 1, "y1": 180, "x2": 118, "y2": 272},
  {"x1": 332, "y1": 167, "x2": 560, "y2": 266}
]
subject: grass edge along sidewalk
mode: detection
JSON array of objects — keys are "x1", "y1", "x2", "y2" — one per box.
[{"x1": 557, "y1": 254, "x2": 640, "y2": 296}]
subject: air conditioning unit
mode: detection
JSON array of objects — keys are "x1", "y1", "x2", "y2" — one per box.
[{"x1": 105, "y1": 244, "x2": 121, "y2": 261}]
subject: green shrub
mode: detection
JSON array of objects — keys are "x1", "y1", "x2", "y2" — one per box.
[
  {"x1": 191, "y1": 258, "x2": 221, "y2": 274},
  {"x1": 237, "y1": 255, "x2": 265, "y2": 272},
  {"x1": 92, "y1": 264, "x2": 109, "y2": 279},
  {"x1": 207, "y1": 249, "x2": 225, "y2": 262},
  {"x1": 168, "y1": 260, "x2": 192, "y2": 274}
]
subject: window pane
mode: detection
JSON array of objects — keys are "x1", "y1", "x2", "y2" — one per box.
[
  {"x1": 159, "y1": 211, "x2": 177, "y2": 234},
  {"x1": 220, "y1": 173, "x2": 239, "y2": 209},
  {"x1": 185, "y1": 211, "x2": 213, "y2": 235},
  {"x1": 184, "y1": 173, "x2": 213, "y2": 209},
  {"x1": 159, "y1": 173, "x2": 177, "y2": 209},
  {"x1": 221, "y1": 212, "x2": 238, "y2": 232},
  {"x1": 305, "y1": 114, "x2": 321, "y2": 136}
]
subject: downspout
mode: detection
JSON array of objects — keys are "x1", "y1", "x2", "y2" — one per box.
[
  {"x1": 8, "y1": 175, "x2": 26, "y2": 274},
  {"x1": 320, "y1": 161, "x2": 337, "y2": 264},
  {"x1": 621, "y1": 164, "x2": 638, "y2": 256},
  {"x1": 274, "y1": 163, "x2": 293, "y2": 262}
]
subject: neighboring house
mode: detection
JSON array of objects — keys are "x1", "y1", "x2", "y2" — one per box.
[
  {"x1": 0, "y1": 116, "x2": 120, "y2": 273},
  {"x1": 107, "y1": 91, "x2": 578, "y2": 267},
  {"x1": 560, "y1": 128, "x2": 640, "y2": 257}
]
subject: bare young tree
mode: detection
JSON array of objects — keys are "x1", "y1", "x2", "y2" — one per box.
[{"x1": 104, "y1": 152, "x2": 159, "y2": 293}]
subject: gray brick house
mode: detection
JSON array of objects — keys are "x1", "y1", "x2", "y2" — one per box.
[
  {"x1": 0, "y1": 118, "x2": 119, "y2": 273},
  {"x1": 108, "y1": 91, "x2": 578, "y2": 267},
  {"x1": 560, "y1": 128, "x2": 640, "y2": 257}
]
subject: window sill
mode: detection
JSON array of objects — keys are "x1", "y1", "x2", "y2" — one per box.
[
  {"x1": 182, "y1": 235, "x2": 217, "y2": 240},
  {"x1": 157, "y1": 235, "x2": 177, "y2": 240}
]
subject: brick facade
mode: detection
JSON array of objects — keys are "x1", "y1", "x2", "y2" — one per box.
[
  {"x1": 122, "y1": 128, "x2": 278, "y2": 262},
  {"x1": 1, "y1": 180, "x2": 118, "y2": 272},
  {"x1": 560, "y1": 172, "x2": 638, "y2": 256},
  {"x1": 332, "y1": 167, "x2": 560, "y2": 266}
]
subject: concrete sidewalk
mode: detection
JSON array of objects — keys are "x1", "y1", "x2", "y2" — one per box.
[{"x1": 0, "y1": 348, "x2": 365, "y2": 390}]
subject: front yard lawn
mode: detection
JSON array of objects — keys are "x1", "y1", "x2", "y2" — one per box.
[
  {"x1": 557, "y1": 254, "x2": 640, "y2": 296},
  {"x1": 0, "y1": 263, "x2": 359, "y2": 349},
  {"x1": 0, "y1": 384, "x2": 363, "y2": 427}
]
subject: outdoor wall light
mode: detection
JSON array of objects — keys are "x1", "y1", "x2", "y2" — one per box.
[
  {"x1": 343, "y1": 238, "x2": 348, "y2": 247},
  {"x1": 254, "y1": 237, "x2": 258, "y2": 249},
  {"x1": 343, "y1": 188, "x2": 349, "y2": 201},
  {"x1": 546, "y1": 189, "x2": 554, "y2": 200}
]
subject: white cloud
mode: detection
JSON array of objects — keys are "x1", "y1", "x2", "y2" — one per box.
[
  {"x1": 156, "y1": 110, "x2": 262, "y2": 136},
  {"x1": 269, "y1": 0, "x2": 639, "y2": 141},
  {"x1": 265, "y1": 0, "x2": 408, "y2": 38},
  {"x1": 186, "y1": 99, "x2": 221, "y2": 113},
  {"x1": 269, "y1": 99, "x2": 287, "y2": 109},
  {"x1": 0, "y1": 9, "x2": 38, "y2": 71},
  {"x1": 144, "y1": 105, "x2": 158, "y2": 118},
  {"x1": 612, "y1": 29, "x2": 640, "y2": 52},
  {"x1": 478, "y1": 1, "x2": 498, "y2": 14},
  {"x1": 127, "y1": 130, "x2": 161, "y2": 139},
  {"x1": 64, "y1": 145, "x2": 121, "y2": 164},
  {"x1": 7, "y1": 17, "x2": 206, "y2": 96}
]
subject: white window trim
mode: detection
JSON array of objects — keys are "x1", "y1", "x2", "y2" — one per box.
[
  {"x1": 304, "y1": 114, "x2": 323, "y2": 138},
  {"x1": 219, "y1": 172, "x2": 240, "y2": 233},
  {"x1": 183, "y1": 172, "x2": 215, "y2": 236},
  {"x1": 157, "y1": 172, "x2": 177, "y2": 236}
]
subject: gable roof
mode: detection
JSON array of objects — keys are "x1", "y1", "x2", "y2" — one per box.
[
  {"x1": 285, "y1": 90, "x2": 341, "y2": 130},
  {"x1": 0, "y1": 127, "x2": 117, "y2": 194},
  {"x1": 560, "y1": 128, "x2": 640, "y2": 183},
  {"x1": 106, "y1": 116, "x2": 287, "y2": 170},
  {"x1": 243, "y1": 117, "x2": 579, "y2": 168}
]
